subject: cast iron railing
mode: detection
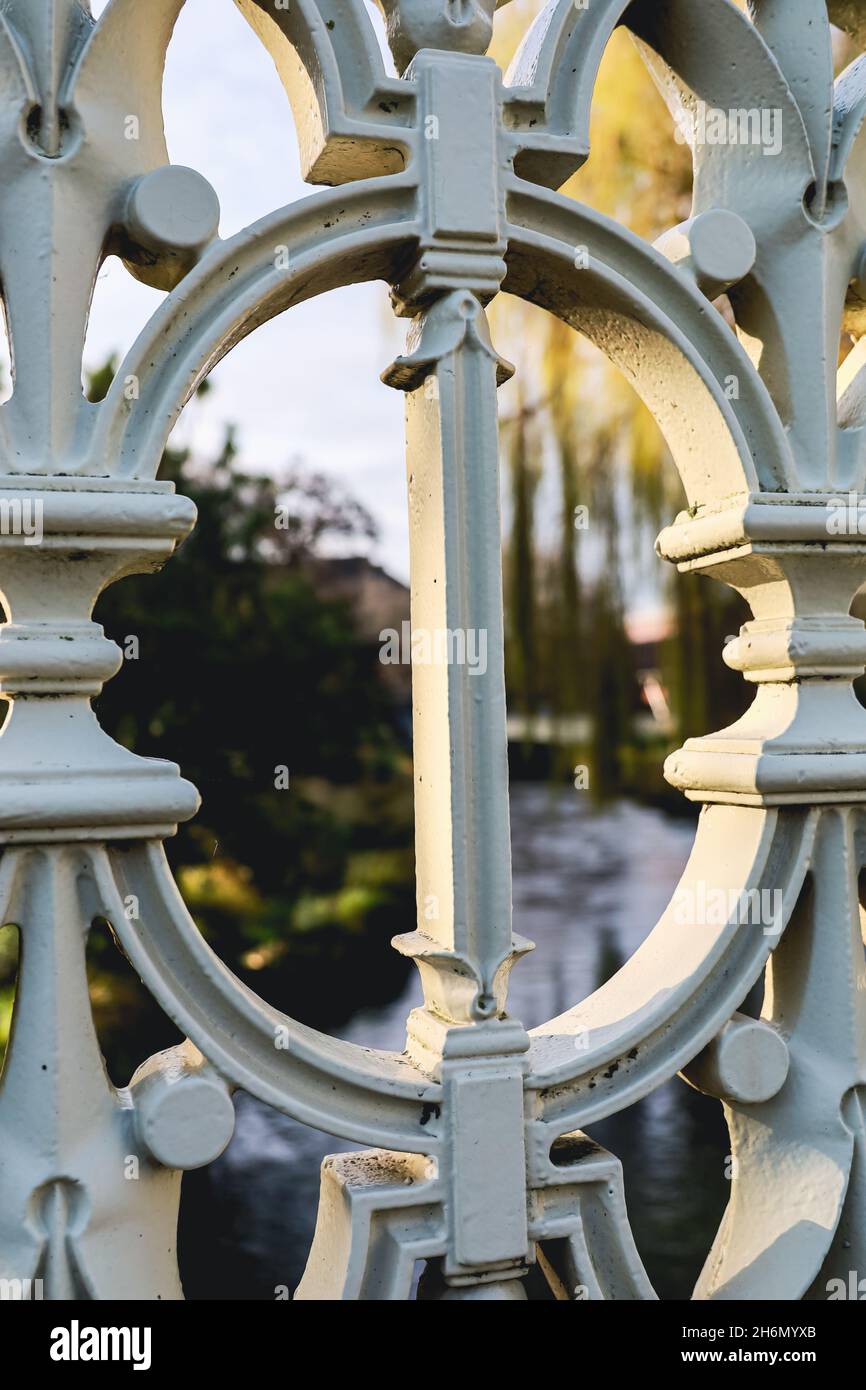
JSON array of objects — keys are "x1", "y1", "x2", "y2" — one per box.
[{"x1": 0, "y1": 0, "x2": 865, "y2": 1300}]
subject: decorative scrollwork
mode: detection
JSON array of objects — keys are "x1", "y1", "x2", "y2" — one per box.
[{"x1": 1, "y1": 0, "x2": 865, "y2": 1303}]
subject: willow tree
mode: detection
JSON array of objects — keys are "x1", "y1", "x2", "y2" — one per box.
[{"x1": 492, "y1": 10, "x2": 748, "y2": 777}]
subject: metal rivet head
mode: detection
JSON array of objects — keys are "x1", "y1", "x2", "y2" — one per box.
[
  {"x1": 126, "y1": 165, "x2": 220, "y2": 257},
  {"x1": 688, "y1": 209, "x2": 757, "y2": 295}
]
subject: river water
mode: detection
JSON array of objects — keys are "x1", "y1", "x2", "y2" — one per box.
[{"x1": 179, "y1": 785, "x2": 732, "y2": 1301}]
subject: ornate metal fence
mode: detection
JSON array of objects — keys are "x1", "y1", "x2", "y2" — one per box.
[{"x1": 0, "y1": 0, "x2": 865, "y2": 1301}]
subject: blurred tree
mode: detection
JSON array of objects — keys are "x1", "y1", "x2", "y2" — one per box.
[
  {"x1": 547, "y1": 322, "x2": 583, "y2": 731},
  {"x1": 505, "y1": 393, "x2": 540, "y2": 720},
  {"x1": 24, "y1": 368, "x2": 420, "y2": 1082},
  {"x1": 491, "y1": 13, "x2": 750, "y2": 790}
]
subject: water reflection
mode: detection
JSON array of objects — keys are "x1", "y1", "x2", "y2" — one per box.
[{"x1": 179, "y1": 785, "x2": 730, "y2": 1300}]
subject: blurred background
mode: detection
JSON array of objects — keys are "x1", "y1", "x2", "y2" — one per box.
[{"x1": 0, "y1": 0, "x2": 860, "y2": 1300}]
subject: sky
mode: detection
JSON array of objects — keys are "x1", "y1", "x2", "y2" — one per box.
[{"x1": 86, "y1": 0, "x2": 411, "y2": 579}]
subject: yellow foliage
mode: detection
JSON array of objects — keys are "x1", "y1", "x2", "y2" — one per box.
[
  {"x1": 491, "y1": 8, "x2": 696, "y2": 529},
  {"x1": 180, "y1": 859, "x2": 263, "y2": 915}
]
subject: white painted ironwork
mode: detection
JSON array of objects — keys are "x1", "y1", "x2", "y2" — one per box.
[{"x1": 0, "y1": 0, "x2": 865, "y2": 1301}]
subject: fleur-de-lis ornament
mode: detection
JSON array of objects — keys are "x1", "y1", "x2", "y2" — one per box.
[{"x1": 0, "y1": 0, "x2": 219, "y2": 473}]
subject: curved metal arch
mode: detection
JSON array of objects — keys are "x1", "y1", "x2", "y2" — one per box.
[
  {"x1": 495, "y1": 184, "x2": 825, "y2": 1180},
  {"x1": 0, "y1": 0, "x2": 856, "y2": 1308},
  {"x1": 525, "y1": 807, "x2": 815, "y2": 1140},
  {"x1": 92, "y1": 841, "x2": 443, "y2": 1154},
  {"x1": 87, "y1": 172, "x2": 795, "y2": 502},
  {"x1": 92, "y1": 801, "x2": 816, "y2": 1164},
  {"x1": 506, "y1": 0, "x2": 838, "y2": 493},
  {"x1": 504, "y1": 0, "x2": 812, "y2": 190},
  {"x1": 504, "y1": 180, "x2": 796, "y2": 502},
  {"x1": 74, "y1": 173, "x2": 812, "y2": 1175},
  {"x1": 693, "y1": 806, "x2": 866, "y2": 1301},
  {"x1": 234, "y1": 0, "x2": 413, "y2": 184},
  {"x1": 85, "y1": 174, "x2": 419, "y2": 480}
]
